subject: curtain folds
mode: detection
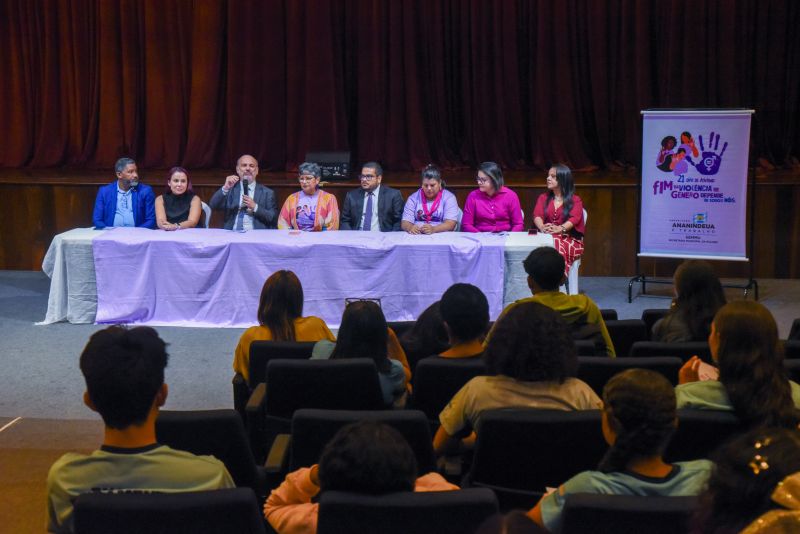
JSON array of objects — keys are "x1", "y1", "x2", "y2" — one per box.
[{"x1": 0, "y1": 0, "x2": 798, "y2": 171}]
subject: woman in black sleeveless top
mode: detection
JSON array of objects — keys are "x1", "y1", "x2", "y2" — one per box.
[{"x1": 155, "y1": 166, "x2": 203, "y2": 230}]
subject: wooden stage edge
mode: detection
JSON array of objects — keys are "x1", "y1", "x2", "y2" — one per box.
[{"x1": 1, "y1": 167, "x2": 799, "y2": 278}]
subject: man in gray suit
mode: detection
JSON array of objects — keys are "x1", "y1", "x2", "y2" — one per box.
[
  {"x1": 209, "y1": 154, "x2": 277, "y2": 229},
  {"x1": 340, "y1": 161, "x2": 404, "y2": 231}
]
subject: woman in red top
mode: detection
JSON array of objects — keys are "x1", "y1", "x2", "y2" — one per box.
[{"x1": 533, "y1": 164, "x2": 585, "y2": 278}]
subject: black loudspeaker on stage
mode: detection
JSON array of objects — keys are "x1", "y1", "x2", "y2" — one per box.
[{"x1": 306, "y1": 151, "x2": 351, "y2": 180}]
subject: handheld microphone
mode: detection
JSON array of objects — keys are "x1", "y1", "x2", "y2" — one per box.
[{"x1": 240, "y1": 177, "x2": 250, "y2": 209}]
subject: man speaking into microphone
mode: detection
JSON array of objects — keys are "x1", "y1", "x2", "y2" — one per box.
[
  {"x1": 209, "y1": 154, "x2": 277, "y2": 230},
  {"x1": 92, "y1": 157, "x2": 156, "y2": 229}
]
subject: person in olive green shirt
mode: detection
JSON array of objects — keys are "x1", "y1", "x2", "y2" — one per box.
[{"x1": 487, "y1": 246, "x2": 616, "y2": 357}]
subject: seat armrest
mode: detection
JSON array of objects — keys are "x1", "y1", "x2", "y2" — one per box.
[
  {"x1": 245, "y1": 383, "x2": 267, "y2": 419},
  {"x1": 264, "y1": 433, "x2": 291, "y2": 474},
  {"x1": 232, "y1": 373, "x2": 249, "y2": 417}
]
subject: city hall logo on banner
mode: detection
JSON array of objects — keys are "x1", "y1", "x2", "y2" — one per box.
[
  {"x1": 671, "y1": 215, "x2": 715, "y2": 233},
  {"x1": 655, "y1": 131, "x2": 728, "y2": 176}
]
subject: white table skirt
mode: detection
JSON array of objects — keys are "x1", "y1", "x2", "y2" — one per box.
[{"x1": 40, "y1": 229, "x2": 553, "y2": 327}]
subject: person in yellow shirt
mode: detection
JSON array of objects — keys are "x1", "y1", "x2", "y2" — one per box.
[
  {"x1": 486, "y1": 246, "x2": 616, "y2": 357},
  {"x1": 233, "y1": 270, "x2": 335, "y2": 382}
]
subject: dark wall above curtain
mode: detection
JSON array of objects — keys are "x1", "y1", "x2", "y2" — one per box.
[{"x1": 1, "y1": 0, "x2": 798, "y2": 171}]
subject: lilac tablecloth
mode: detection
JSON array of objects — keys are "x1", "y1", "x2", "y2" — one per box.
[{"x1": 92, "y1": 228, "x2": 508, "y2": 327}]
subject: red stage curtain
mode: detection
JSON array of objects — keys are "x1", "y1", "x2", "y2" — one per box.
[{"x1": 0, "y1": 0, "x2": 798, "y2": 170}]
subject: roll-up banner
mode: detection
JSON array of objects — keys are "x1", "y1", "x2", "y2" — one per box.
[{"x1": 639, "y1": 109, "x2": 754, "y2": 261}]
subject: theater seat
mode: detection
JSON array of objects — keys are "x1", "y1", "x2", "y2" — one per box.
[
  {"x1": 577, "y1": 356, "x2": 682, "y2": 396},
  {"x1": 245, "y1": 359, "x2": 385, "y2": 462},
  {"x1": 665, "y1": 409, "x2": 744, "y2": 462},
  {"x1": 281, "y1": 409, "x2": 436, "y2": 474},
  {"x1": 561, "y1": 494, "x2": 699, "y2": 534},
  {"x1": 604, "y1": 319, "x2": 648, "y2": 359},
  {"x1": 409, "y1": 357, "x2": 487, "y2": 429},
  {"x1": 467, "y1": 409, "x2": 605, "y2": 511},
  {"x1": 156, "y1": 409, "x2": 269, "y2": 499},
  {"x1": 74, "y1": 488, "x2": 266, "y2": 534},
  {"x1": 317, "y1": 488, "x2": 498, "y2": 534},
  {"x1": 628, "y1": 341, "x2": 711, "y2": 362},
  {"x1": 233, "y1": 341, "x2": 316, "y2": 420}
]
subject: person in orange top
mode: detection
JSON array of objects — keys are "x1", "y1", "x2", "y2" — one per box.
[
  {"x1": 277, "y1": 162, "x2": 340, "y2": 231},
  {"x1": 265, "y1": 421, "x2": 458, "y2": 534},
  {"x1": 233, "y1": 270, "x2": 335, "y2": 382}
]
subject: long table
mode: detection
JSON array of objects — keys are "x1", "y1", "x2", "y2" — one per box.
[{"x1": 40, "y1": 228, "x2": 552, "y2": 327}]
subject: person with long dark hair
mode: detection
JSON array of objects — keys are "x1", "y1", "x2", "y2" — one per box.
[
  {"x1": 312, "y1": 301, "x2": 407, "y2": 406},
  {"x1": 677, "y1": 301, "x2": 800, "y2": 428},
  {"x1": 154, "y1": 166, "x2": 203, "y2": 230},
  {"x1": 653, "y1": 260, "x2": 726, "y2": 342},
  {"x1": 232, "y1": 270, "x2": 334, "y2": 382},
  {"x1": 532, "y1": 164, "x2": 585, "y2": 279},
  {"x1": 691, "y1": 427, "x2": 800, "y2": 534},
  {"x1": 434, "y1": 302, "x2": 599, "y2": 455},
  {"x1": 461, "y1": 161, "x2": 524, "y2": 233},
  {"x1": 528, "y1": 369, "x2": 712, "y2": 532}
]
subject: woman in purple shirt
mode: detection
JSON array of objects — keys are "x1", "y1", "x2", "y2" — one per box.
[
  {"x1": 461, "y1": 162, "x2": 524, "y2": 233},
  {"x1": 401, "y1": 164, "x2": 459, "y2": 234}
]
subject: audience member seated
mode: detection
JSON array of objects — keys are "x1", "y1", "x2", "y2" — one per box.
[
  {"x1": 528, "y1": 369, "x2": 712, "y2": 532},
  {"x1": 401, "y1": 164, "x2": 459, "y2": 234},
  {"x1": 46, "y1": 326, "x2": 234, "y2": 533},
  {"x1": 154, "y1": 166, "x2": 203, "y2": 230},
  {"x1": 652, "y1": 260, "x2": 726, "y2": 342},
  {"x1": 676, "y1": 300, "x2": 800, "y2": 427},
  {"x1": 433, "y1": 301, "x2": 600, "y2": 455},
  {"x1": 311, "y1": 301, "x2": 407, "y2": 406},
  {"x1": 399, "y1": 301, "x2": 450, "y2": 372},
  {"x1": 461, "y1": 161, "x2": 524, "y2": 233},
  {"x1": 92, "y1": 157, "x2": 156, "y2": 229},
  {"x1": 487, "y1": 246, "x2": 615, "y2": 357},
  {"x1": 233, "y1": 270, "x2": 335, "y2": 383},
  {"x1": 532, "y1": 164, "x2": 585, "y2": 278},
  {"x1": 691, "y1": 427, "x2": 800, "y2": 534},
  {"x1": 264, "y1": 421, "x2": 458, "y2": 534},
  {"x1": 436, "y1": 283, "x2": 489, "y2": 360},
  {"x1": 278, "y1": 162, "x2": 340, "y2": 231}
]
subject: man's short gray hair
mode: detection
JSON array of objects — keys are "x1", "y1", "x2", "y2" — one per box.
[{"x1": 115, "y1": 157, "x2": 136, "y2": 174}]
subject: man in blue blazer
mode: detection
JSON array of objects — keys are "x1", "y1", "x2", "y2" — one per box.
[
  {"x1": 209, "y1": 154, "x2": 277, "y2": 230},
  {"x1": 92, "y1": 157, "x2": 156, "y2": 229},
  {"x1": 340, "y1": 161, "x2": 404, "y2": 231}
]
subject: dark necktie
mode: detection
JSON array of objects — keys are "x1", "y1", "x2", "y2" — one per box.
[{"x1": 362, "y1": 192, "x2": 373, "y2": 231}]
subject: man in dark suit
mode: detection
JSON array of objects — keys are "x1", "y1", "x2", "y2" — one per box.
[
  {"x1": 340, "y1": 161, "x2": 404, "y2": 231},
  {"x1": 209, "y1": 154, "x2": 277, "y2": 229},
  {"x1": 92, "y1": 157, "x2": 156, "y2": 229}
]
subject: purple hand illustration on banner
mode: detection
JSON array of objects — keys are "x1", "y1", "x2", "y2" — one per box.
[{"x1": 693, "y1": 131, "x2": 728, "y2": 175}]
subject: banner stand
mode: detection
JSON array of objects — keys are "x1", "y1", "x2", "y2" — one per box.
[
  {"x1": 627, "y1": 109, "x2": 758, "y2": 303},
  {"x1": 626, "y1": 167, "x2": 758, "y2": 301}
]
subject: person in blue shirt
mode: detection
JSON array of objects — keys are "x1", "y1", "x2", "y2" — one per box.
[
  {"x1": 528, "y1": 368, "x2": 712, "y2": 532},
  {"x1": 92, "y1": 157, "x2": 156, "y2": 229}
]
